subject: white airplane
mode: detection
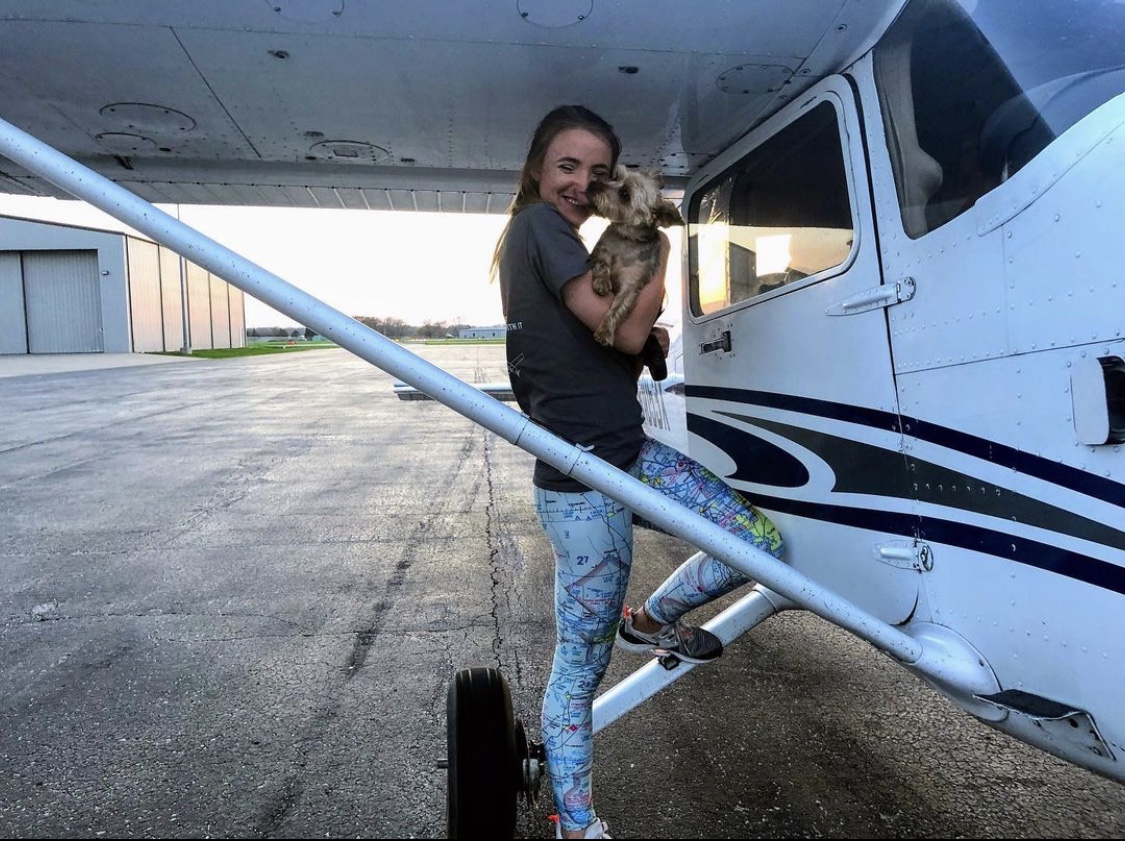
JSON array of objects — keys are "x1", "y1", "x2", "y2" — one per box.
[{"x1": 1, "y1": 0, "x2": 1123, "y2": 837}]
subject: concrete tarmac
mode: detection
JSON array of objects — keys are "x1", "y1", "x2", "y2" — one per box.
[
  {"x1": 0, "y1": 351, "x2": 201, "y2": 378},
  {"x1": 1, "y1": 345, "x2": 1123, "y2": 839}
]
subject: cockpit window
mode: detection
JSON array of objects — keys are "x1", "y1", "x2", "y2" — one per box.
[
  {"x1": 688, "y1": 101, "x2": 854, "y2": 316},
  {"x1": 875, "y1": 0, "x2": 1125, "y2": 238}
]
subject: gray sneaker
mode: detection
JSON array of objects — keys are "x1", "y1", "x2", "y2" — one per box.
[{"x1": 615, "y1": 606, "x2": 723, "y2": 664}]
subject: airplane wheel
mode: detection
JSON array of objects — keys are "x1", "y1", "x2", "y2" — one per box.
[{"x1": 446, "y1": 667, "x2": 519, "y2": 839}]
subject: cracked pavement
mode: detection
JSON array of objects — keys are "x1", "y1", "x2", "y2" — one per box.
[{"x1": 1, "y1": 345, "x2": 1123, "y2": 839}]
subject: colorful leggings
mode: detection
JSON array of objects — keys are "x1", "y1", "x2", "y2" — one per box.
[{"x1": 533, "y1": 437, "x2": 783, "y2": 831}]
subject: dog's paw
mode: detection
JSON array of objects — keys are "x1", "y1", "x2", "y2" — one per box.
[
  {"x1": 591, "y1": 274, "x2": 612, "y2": 297},
  {"x1": 594, "y1": 324, "x2": 615, "y2": 346}
]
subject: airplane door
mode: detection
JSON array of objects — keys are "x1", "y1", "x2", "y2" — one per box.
[{"x1": 680, "y1": 77, "x2": 920, "y2": 625}]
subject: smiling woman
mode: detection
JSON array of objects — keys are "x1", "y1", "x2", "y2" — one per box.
[{"x1": 0, "y1": 194, "x2": 510, "y2": 328}]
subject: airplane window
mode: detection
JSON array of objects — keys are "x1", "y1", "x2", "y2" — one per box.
[
  {"x1": 876, "y1": 0, "x2": 1125, "y2": 238},
  {"x1": 688, "y1": 102, "x2": 854, "y2": 317}
]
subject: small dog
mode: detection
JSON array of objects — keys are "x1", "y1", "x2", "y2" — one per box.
[{"x1": 586, "y1": 166, "x2": 684, "y2": 348}]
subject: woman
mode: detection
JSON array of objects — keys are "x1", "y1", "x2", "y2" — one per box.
[{"x1": 495, "y1": 105, "x2": 783, "y2": 840}]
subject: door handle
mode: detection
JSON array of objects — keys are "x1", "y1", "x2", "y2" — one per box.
[{"x1": 699, "y1": 331, "x2": 731, "y2": 355}]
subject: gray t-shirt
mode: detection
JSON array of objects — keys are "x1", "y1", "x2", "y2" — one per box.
[{"x1": 499, "y1": 202, "x2": 644, "y2": 492}]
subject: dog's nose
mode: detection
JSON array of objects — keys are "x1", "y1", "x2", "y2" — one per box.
[{"x1": 586, "y1": 181, "x2": 604, "y2": 197}]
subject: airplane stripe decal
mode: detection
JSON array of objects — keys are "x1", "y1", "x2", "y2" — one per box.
[
  {"x1": 748, "y1": 494, "x2": 1125, "y2": 596},
  {"x1": 710, "y1": 412, "x2": 1125, "y2": 554},
  {"x1": 686, "y1": 386, "x2": 1125, "y2": 508},
  {"x1": 688, "y1": 413, "x2": 811, "y2": 486},
  {"x1": 688, "y1": 385, "x2": 897, "y2": 429}
]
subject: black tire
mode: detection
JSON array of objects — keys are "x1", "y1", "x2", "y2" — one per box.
[{"x1": 446, "y1": 667, "x2": 519, "y2": 839}]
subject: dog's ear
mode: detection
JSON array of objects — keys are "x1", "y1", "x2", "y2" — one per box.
[
  {"x1": 654, "y1": 198, "x2": 685, "y2": 228},
  {"x1": 645, "y1": 167, "x2": 665, "y2": 188}
]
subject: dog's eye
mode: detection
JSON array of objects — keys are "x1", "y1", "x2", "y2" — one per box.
[{"x1": 618, "y1": 188, "x2": 630, "y2": 201}]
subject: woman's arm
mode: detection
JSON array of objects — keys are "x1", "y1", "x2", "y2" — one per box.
[{"x1": 560, "y1": 232, "x2": 670, "y2": 355}]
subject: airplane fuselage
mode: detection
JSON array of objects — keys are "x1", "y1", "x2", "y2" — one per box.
[{"x1": 642, "y1": 0, "x2": 1125, "y2": 781}]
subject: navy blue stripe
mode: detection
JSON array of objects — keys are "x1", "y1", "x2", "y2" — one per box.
[
  {"x1": 688, "y1": 412, "x2": 811, "y2": 486},
  {"x1": 754, "y1": 494, "x2": 1125, "y2": 596},
  {"x1": 686, "y1": 385, "x2": 1125, "y2": 508}
]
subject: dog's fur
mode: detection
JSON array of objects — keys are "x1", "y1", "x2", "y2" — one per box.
[{"x1": 586, "y1": 166, "x2": 684, "y2": 346}]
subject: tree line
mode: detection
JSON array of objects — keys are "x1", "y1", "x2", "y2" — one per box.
[
  {"x1": 246, "y1": 317, "x2": 474, "y2": 341},
  {"x1": 354, "y1": 316, "x2": 474, "y2": 339}
]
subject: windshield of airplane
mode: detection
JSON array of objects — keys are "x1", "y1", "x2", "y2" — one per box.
[{"x1": 875, "y1": 0, "x2": 1125, "y2": 237}]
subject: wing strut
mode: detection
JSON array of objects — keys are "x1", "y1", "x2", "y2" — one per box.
[{"x1": 0, "y1": 115, "x2": 994, "y2": 715}]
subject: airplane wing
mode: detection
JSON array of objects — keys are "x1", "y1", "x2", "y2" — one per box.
[
  {"x1": 0, "y1": 0, "x2": 905, "y2": 210},
  {"x1": 393, "y1": 380, "x2": 514, "y2": 402}
]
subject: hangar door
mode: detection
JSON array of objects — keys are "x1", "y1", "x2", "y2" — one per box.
[
  {"x1": 23, "y1": 250, "x2": 103, "y2": 353},
  {"x1": 0, "y1": 253, "x2": 27, "y2": 354}
]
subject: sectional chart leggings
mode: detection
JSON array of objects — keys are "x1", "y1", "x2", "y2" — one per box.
[{"x1": 533, "y1": 436, "x2": 784, "y2": 832}]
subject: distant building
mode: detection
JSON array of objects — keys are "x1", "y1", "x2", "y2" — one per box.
[
  {"x1": 458, "y1": 325, "x2": 507, "y2": 340},
  {"x1": 0, "y1": 214, "x2": 245, "y2": 355}
]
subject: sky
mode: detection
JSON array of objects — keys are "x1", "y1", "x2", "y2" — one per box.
[
  {"x1": 0, "y1": 194, "x2": 681, "y2": 330},
  {"x1": 0, "y1": 194, "x2": 512, "y2": 328}
]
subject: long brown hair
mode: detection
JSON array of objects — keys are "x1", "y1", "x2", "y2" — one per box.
[{"x1": 490, "y1": 105, "x2": 621, "y2": 281}]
